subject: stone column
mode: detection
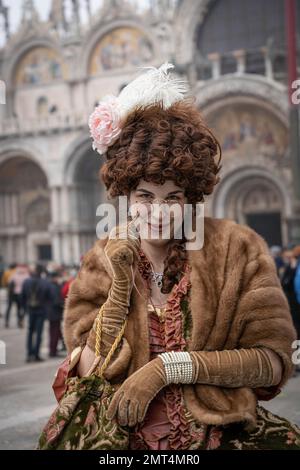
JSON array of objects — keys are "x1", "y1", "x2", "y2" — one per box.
[
  {"x1": 4, "y1": 194, "x2": 11, "y2": 225},
  {"x1": 50, "y1": 187, "x2": 62, "y2": 263},
  {"x1": 61, "y1": 232, "x2": 74, "y2": 265},
  {"x1": 61, "y1": 185, "x2": 70, "y2": 225},
  {"x1": 11, "y1": 193, "x2": 18, "y2": 226},
  {"x1": 207, "y1": 53, "x2": 221, "y2": 79},
  {"x1": 232, "y1": 49, "x2": 246, "y2": 75},
  {"x1": 71, "y1": 232, "x2": 81, "y2": 265},
  {"x1": 261, "y1": 46, "x2": 273, "y2": 80}
]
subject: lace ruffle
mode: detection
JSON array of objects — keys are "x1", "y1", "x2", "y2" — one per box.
[{"x1": 132, "y1": 249, "x2": 193, "y2": 450}]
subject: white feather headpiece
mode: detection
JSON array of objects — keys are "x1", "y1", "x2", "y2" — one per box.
[{"x1": 88, "y1": 62, "x2": 189, "y2": 155}]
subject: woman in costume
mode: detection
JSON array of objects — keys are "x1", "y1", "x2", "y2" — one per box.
[{"x1": 53, "y1": 63, "x2": 300, "y2": 450}]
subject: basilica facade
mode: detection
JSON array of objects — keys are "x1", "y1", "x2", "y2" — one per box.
[{"x1": 0, "y1": 0, "x2": 299, "y2": 265}]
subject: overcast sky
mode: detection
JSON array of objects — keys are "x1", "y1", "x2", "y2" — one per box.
[
  {"x1": 1, "y1": 0, "x2": 107, "y2": 46},
  {"x1": 7, "y1": 0, "x2": 52, "y2": 30},
  {"x1": 0, "y1": 1, "x2": 149, "y2": 46},
  {"x1": 0, "y1": 0, "x2": 50, "y2": 46}
]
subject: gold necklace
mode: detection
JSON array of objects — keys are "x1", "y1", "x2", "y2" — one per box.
[{"x1": 148, "y1": 294, "x2": 166, "y2": 322}]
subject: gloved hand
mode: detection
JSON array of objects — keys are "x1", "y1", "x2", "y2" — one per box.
[
  {"x1": 106, "y1": 356, "x2": 167, "y2": 427},
  {"x1": 106, "y1": 347, "x2": 279, "y2": 427},
  {"x1": 86, "y1": 221, "x2": 140, "y2": 357}
]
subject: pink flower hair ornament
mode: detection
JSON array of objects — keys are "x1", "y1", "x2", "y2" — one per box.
[
  {"x1": 88, "y1": 95, "x2": 123, "y2": 156},
  {"x1": 88, "y1": 62, "x2": 189, "y2": 156}
]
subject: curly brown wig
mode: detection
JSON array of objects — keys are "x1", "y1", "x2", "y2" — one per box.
[{"x1": 100, "y1": 98, "x2": 222, "y2": 294}]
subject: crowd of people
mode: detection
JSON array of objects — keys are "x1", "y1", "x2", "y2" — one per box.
[
  {"x1": 0, "y1": 261, "x2": 78, "y2": 362},
  {"x1": 0, "y1": 243, "x2": 300, "y2": 366},
  {"x1": 271, "y1": 244, "x2": 300, "y2": 373}
]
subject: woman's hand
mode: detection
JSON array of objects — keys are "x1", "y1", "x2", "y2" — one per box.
[
  {"x1": 86, "y1": 221, "x2": 141, "y2": 353},
  {"x1": 105, "y1": 223, "x2": 141, "y2": 282},
  {"x1": 77, "y1": 344, "x2": 98, "y2": 377},
  {"x1": 106, "y1": 357, "x2": 167, "y2": 427}
]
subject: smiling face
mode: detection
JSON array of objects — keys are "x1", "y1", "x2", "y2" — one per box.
[{"x1": 129, "y1": 179, "x2": 188, "y2": 246}]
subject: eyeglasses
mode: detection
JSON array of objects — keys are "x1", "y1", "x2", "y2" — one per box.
[{"x1": 135, "y1": 195, "x2": 183, "y2": 206}]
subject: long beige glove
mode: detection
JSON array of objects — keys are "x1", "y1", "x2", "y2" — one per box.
[
  {"x1": 189, "y1": 348, "x2": 276, "y2": 387},
  {"x1": 86, "y1": 222, "x2": 140, "y2": 358},
  {"x1": 107, "y1": 347, "x2": 277, "y2": 427}
]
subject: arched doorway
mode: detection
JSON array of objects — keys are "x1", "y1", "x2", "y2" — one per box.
[
  {"x1": 201, "y1": 95, "x2": 291, "y2": 247},
  {"x1": 0, "y1": 156, "x2": 51, "y2": 263},
  {"x1": 69, "y1": 149, "x2": 108, "y2": 257},
  {"x1": 213, "y1": 169, "x2": 290, "y2": 246}
]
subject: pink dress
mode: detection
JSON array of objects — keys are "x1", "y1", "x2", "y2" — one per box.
[{"x1": 129, "y1": 264, "x2": 195, "y2": 450}]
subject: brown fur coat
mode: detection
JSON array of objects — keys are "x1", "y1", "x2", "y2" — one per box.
[{"x1": 63, "y1": 217, "x2": 297, "y2": 430}]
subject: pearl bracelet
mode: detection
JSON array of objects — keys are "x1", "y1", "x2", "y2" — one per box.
[{"x1": 158, "y1": 351, "x2": 194, "y2": 384}]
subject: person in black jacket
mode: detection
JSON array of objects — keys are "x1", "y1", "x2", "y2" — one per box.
[
  {"x1": 22, "y1": 265, "x2": 52, "y2": 362},
  {"x1": 281, "y1": 248, "x2": 300, "y2": 342},
  {"x1": 48, "y1": 272, "x2": 64, "y2": 358}
]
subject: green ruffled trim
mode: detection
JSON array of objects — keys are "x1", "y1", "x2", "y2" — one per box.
[{"x1": 181, "y1": 293, "x2": 192, "y2": 345}]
